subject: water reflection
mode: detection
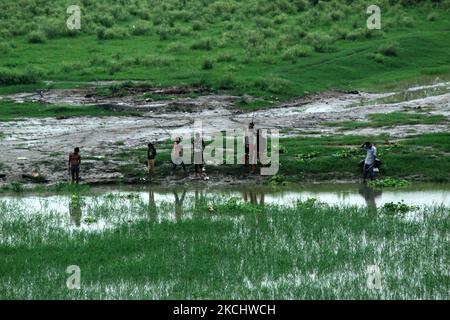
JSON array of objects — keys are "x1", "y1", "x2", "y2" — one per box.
[
  {"x1": 148, "y1": 188, "x2": 157, "y2": 220},
  {"x1": 173, "y1": 189, "x2": 186, "y2": 221},
  {"x1": 358, "y1": 185, "x2": 382, "y2": 213},
  {"x1": 69, "y1": 194, "x2": 82, "y2": 227},
  {"x1": 242, "y1": 190, "x2": 265, "y2": 206}
]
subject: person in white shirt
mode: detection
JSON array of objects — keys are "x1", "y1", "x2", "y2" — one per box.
[{"x1": 362, "y1": 141, "x2": 377, "y2": 182}]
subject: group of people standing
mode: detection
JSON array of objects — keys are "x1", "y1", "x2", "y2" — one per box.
[{"x1": 67, "y1": 123, "x2": 378, "y2": 183}]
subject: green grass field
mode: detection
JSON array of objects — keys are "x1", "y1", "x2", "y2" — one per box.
[
  {"x1": 325, "y1": 112, "x2": 449, "y2": 130},
  {"x1": 108, "y1": 132, "x2": 450, "y2": 183},
  {"x1": 0, "y1": 100, "x2": 141, "y2": 121},
  {"x1": 1, "y1": 0, "x2": 450, "y2": 99},
  {"x1": 0, "y1": 193, "x2": 448, "y2": 299}
]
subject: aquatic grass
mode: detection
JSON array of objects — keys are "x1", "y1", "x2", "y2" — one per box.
[{"x1": 0, "y1": 193, "x2": 448, "y2": 299}]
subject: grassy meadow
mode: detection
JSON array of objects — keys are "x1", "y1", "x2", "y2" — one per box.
[
  {"x1": 0, "y1": 193, "x2": 448, "y2": 299},
  {"x1": 0, "y1": 0, "x2": 449, "y2": 99},
  {"x1": 105, "y1": 132, "x2": 450, "y2": 183}
]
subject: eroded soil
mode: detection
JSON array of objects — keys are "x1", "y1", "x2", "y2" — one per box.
[{"x1": 0, "y1": 81, "x2": 449, "y2": 184}]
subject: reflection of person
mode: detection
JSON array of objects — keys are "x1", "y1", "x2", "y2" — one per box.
[
  {"x1": 243, "y1": 190, "x2": 265, "y2": 206},
  {"x1": 358, "y1": 185, "x2": 382, "y2": 214},
  {"x1": 194, "y1": 188, "x2": 205, "y2": 208},
  {"x1": 173, "y1": 189, "x2": 186, "y2": 221},
  {"x1": 148, "y1": 188, "x2": 157, "y2": 219},
  {"x1": 69, "y1": 195, "x2": 82, "y2": 227}
]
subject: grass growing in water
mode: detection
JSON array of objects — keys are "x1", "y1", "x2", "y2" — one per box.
[{"x1": 0, "y1": 194, "x2": 447, "y2": 299}]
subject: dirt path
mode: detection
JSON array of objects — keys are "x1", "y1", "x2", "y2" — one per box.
[{"x1": 0, "y1": 81, "x2": 449, "y2": 184}]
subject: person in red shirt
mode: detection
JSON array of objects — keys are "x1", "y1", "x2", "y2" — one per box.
[{"x1": 68, "y1": 147, "x2": 81, "y2": 183}]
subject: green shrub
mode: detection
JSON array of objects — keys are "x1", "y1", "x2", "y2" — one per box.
[
  {"x1": 368, "y1": 177, "x2": 411, "y2": 188},
  {"x1": 282, "y1": 45, "x2": 313, "y2": 62},
  {"x1": 427, "y1": 12, "x2": 438, "y2": 21},
  {"x1": 401, "y1": 16, "x2": 414, "y2": 27},
  {"x1": 103, "y1": 27, "x2": 130, "y2": 39},
  {"x1": 370, "y1": 52, "x2": 386, "y2": 63},
  {"x1": 254, "y1": 77, "x2": 291, "y2": 94},
  {"x1": 141, "y1": 55, "x2": 173, "y2": 67},
  {"x1": 95, "y1": 13, "x2": 115, "y2": 28},
  {"x1": 191, "y1": 39, "x2": 213, "y2": 50},
  {"x1": 167, "y1": 42, "x2": 188, "y2": 53},
  {"x1": 0, "y1": 67, "x2": 42, "y2": 85},
  {"x1": 130, "y1": 21, "x2": 151, "y2": 35},
  {"x1": 217, "y1": 73, "x2": 237, "y2": 89},
  {"x1": 192, "y1": 20, "x2": 204, "y2": 31},
  {"x1": 377, "y1": 42, "x2": 398, "y2": 56},
  {"x1": 0, "y1": 41, "x2": 12, "y2": 54},
  {"x1": 216, "y1": 53, "x2": 236, "y2": 62},
  {"x1": 202, "y1": 59, "x2": 214, "y2": 70},
  {"x1": 305, "y1": 32, "x2": 336, "y2": 53},
  {"x1": 27, "y1": 30, "x2": 46, "y2": 43},
  {"x1": 96, "y1": 27, "x2": 106, "y2": 40}
]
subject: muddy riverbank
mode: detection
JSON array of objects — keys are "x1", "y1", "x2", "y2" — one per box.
[{"x1": 0, "y1": 81, "x2": 449, "y2": 185}]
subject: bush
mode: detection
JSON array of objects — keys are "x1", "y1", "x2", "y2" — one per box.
[
  {"x1": 192, "y1": 20, "x2": 204, "y2": 31},
  {"x1": 217, "y1": 74, "x2": 237, "y2": 89},
  {"x1": 377, "y1": 42, "x2": 398, "y2": 56},
  {"x1": 427, "y1": 12, "x2": 438, "y2": 21},
  {"x1": 27, "y1": 30, "x2": 46, "y2": 43},
  {"x1": 254, "y1": 77, "x2": 291, "y2": 94},
  {"x1": 216, "y1": 53, "x2": 236, "y2": 62},
  {"x1": 330, "y1": 10, "x2": 344, "y2": 21},
  {"x1": 282, "y1": 45, "x2": 313, "y2": 62},
  {"x1": 0, "y1": 42, "x2": 12, "y2": 54},
  {"x1": 96, "y1": 13, "x2": 115, "y2": 28},
  {"x1": 305, "y1": 32, "x2": 336, "y2": 53},
  {"x1": 0, "y1": 67, "x2": 42, "y2": 85},
  {"x1": 202, "y1": 59, "x2": 214, "y2": 70},
  {"x1": 401, "y1": 16, "x2": 414, "y2": 27},
  {"x1": 191, "y1": 39, "x2": 212, "y2": 50},
  {"x1": 167, "y1": 42, "x2": 188, "y2": 53},
  {"x1": 141, "y1": 55, "x2": 173, "y2": 66},
  {"x1": 96, "y1": 27, "x2": 106, "y2": 40},
  {"x1": 103, "y1": 27, "x2": 130, "y2": 39},
  {"x1": 130, "y1": 21, "x2": 151, "y2": 35},
  {"x1": 372, "y1": 53, "x2": 386, "y2": 63}
]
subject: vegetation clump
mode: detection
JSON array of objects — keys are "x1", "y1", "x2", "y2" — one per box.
[{"x1": 369, "y1": 177, "x2": 411, "y2": 188}]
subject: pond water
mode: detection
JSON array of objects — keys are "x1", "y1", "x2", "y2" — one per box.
[{"x1": 1, "y1": 183, "x2": 448, "y2": 223}]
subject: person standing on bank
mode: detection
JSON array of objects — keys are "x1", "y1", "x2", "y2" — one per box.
[
  {"x1": 362, "y1": 142, "x2": 377, "y2": 183},
  {"x1": 68, "y1": 147, "x2": 81, "y2": 183},
  {"x1": 172, "y1": 137, "x2": 187, "y2": 173},
  {"x1": 193, "y1": 132, "x2": 206, "y2": 178},
  {"x1": 147, "y1": 142, "x2": 157, "y2": 175}
]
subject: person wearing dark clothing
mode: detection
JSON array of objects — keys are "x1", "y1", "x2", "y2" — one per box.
[
  {"x1": 68, "y1": 147, "x2": 81, "y2": 183},
  {"x1": 147, "y1": 142, "x2": 157, "y2": 174},
  {"x1": 193, "y1": 132, "x2": 205, "y2": 178}
]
